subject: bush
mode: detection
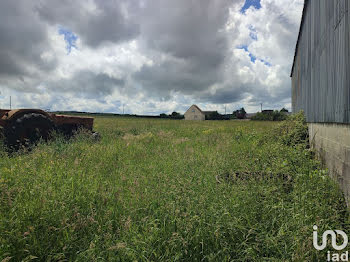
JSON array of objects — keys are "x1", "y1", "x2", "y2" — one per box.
[
  {"x1": 206, "y1": 111, "x2": 223, "y2": 120},
  {"x1": 233, "y1": 108, "x2": 247, "y2": 119},
  {"x1": 274, "y1": 111, "x2": 309, "y2": 147},
  {"x1": 251, "y1": 110, "x2": 288, "y2": 121},
  {"x1": 160, "y1": 112, "x2": 184, "y2": 119},
  {"x1": 170, "y1": 112, "x2": 184, "y2": 119}
]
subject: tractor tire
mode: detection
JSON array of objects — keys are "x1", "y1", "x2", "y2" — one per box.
[{"x1": 4, "y1": 113, "x2": 55, "y2": 150}]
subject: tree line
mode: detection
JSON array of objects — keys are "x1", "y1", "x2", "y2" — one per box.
[{"x1": 159, "y1": 108, "x2": 289, "y2": 121}]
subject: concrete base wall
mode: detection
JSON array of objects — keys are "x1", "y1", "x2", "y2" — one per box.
[{"x1": 309, "y1": 123, "x2": 350, "y2": 203}]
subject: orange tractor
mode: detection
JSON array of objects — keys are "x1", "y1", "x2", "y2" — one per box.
[{"x1": 0, "y1": 109, "x2": 98, "y2": 150}]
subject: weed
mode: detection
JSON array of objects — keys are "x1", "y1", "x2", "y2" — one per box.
[{"x1": 0, "y1": 117, "x2": 347, "y2": 261}]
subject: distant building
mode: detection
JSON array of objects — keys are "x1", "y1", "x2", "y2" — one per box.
[
  {"x1": 262, "y1": 110, "x2": 273, "y2": 114},
  {"x1": 184, "y1": 105, "x2": 215, "y2": 120},
  {"x1": 291, "y1": 1, "x2": 350, "y2": 202}
]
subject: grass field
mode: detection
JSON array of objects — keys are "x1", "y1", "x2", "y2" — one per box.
[{"x1": 0, "y1": 117, "x2": 348, "y2": 261}]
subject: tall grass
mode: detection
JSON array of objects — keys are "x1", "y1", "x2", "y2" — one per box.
[{"x1": 0, "y1": 117, "x2": 348, "y2": 261}]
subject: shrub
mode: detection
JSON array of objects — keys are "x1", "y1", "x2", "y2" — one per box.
[
  {"x1": 170, "y1": 112, "x2": 184, "y2": 119},
  {"x1": 251, "y1": 110, "x2": 288, "y2": 121},
  {"x1": 233, "y1": 108, "x2": 247, "y2": 119},
  {"x1": 206, "y1": 111, "x2": 223, "y2": 120},
  {"x1": 159, "y1": 112, "x2": 184, "y2": 119},
  {"x1": 274, "y1": 111, "x2": 309, "y2": 147}
]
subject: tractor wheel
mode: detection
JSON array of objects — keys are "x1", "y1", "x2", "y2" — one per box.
[{"x1": 4, "y1": 113, "x2": 55, "y2": 150}]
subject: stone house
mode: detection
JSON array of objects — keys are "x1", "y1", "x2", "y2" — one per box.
[{"x1": 184, "y1": 105, "x2": 214, "y2": 120}]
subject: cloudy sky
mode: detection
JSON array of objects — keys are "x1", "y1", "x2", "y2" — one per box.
[{"x1": 0, "y1": 0, "x2": 303, "y2": 114}]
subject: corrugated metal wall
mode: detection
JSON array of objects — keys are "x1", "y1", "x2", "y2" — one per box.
[{"x1": 291, "y1": 0, "x2": 350, "y2": 123}]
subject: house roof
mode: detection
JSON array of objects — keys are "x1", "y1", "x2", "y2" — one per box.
[
  {"x1": 290, "y1": 0, "x2": 309, "y2": 77},
  {"x1": 192, "y1": 104, "x2": 203, "y2": 113},
  {"x1": 185, "y1": 105, "x2": 216, "y2": 116},
  {"x1": 185, "y1": 104, "x2": 204, "y2": 115}
]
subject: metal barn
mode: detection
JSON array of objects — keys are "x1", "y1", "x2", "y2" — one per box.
[
  {"x1": 291, "y1": 0, "x2": 350, "y2": 203},
  {"x1": 291, "y1": 0, "x2": 350, "y2": 123}
]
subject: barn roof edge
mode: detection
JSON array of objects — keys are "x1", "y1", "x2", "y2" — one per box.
[{"x1": 290, "y1": 0, "x2": 309, "y2": 77}]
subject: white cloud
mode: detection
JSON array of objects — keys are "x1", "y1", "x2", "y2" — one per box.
[{"x1": 0, "y1": 0, "x2": 303, "y2": 114}]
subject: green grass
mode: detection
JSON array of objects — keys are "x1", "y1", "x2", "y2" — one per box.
[{"x1": 0, "y1": 118, "x2": 348, "y2": 261}]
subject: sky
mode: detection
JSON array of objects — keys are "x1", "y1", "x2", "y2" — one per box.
[{"x1": 0, "y1": 0, "x2": 304, "y2": 114}]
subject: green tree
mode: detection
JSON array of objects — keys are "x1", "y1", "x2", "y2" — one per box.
[
  {"x1": 233, "y1": 107, "x2": 246, "y2": 119},
  {"x1": 207, "y1": 111, "x2": 223, "y2": 120},
  {"x1": 170, "y1": 112, "x2": 184, "y2": 119}
]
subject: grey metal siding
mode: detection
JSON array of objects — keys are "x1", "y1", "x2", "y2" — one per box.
[{"x1": 291, "y1": 0, "x2": 350, "y2": 123}]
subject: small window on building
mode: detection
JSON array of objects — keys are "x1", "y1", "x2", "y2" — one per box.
[{"x1": 192, "y1": 109, "x2": 195, "y2": 112}]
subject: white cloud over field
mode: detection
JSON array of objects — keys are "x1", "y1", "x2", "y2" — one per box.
[{"x1": 0, "y1": 0, "x2": 303, "y2": 114}]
